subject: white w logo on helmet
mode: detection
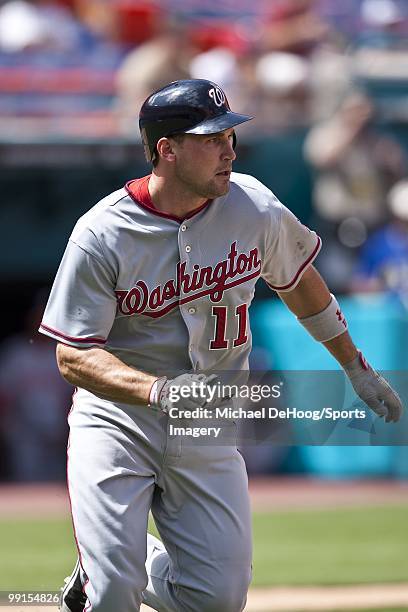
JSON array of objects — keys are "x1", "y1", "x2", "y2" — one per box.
[{"x1": 209, "y1": 87, "x2": 226, "y2": 107}]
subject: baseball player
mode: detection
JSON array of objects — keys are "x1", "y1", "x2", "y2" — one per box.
[{"x1": 39, "y1": 79, "x2": 403, "y2": 612}]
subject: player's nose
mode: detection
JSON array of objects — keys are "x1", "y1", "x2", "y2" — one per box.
[{"x1": 222, "y1": 137, "x2": 236, "y2": 161}]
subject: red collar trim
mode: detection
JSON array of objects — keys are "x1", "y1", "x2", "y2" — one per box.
[{"x1": 125, "y1": 176, "x2": 213, "y2": 223}]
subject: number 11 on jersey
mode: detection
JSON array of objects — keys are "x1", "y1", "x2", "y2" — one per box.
[{"x1": 210, "y1": 304, "x2": 248, "y2": 350}]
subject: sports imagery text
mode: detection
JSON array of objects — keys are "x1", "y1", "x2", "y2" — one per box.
[{"x1": 166, "y1": 381, "x2": 366, "y2": 439}]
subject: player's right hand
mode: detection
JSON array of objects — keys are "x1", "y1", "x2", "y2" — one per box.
[{"x1": 151, "y1": 373, "x2": 226, "y2": 414}]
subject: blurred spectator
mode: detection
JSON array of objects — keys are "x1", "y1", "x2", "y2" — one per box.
[
  {"x1": 72, "y1": 0, "x2": 163, "y2": 48},
  {"x1": 114, "y1": 1, "x2": 167, "y2": 46},
  {"x1": 254, "y1": 51, "x2": 311, "y2": 132},
  {"x1": 351, "y1": 180, "x2": 408, "y2": 303},
  {"x1": 248, "y1": 0, "x2": 338, "y2": 132},
  {"x1": 0, "y1": 291, "x2": 72, "y2": 482},
  {"x1": 304, "y1": 91, "x2": 406, "y2": 291},
  {"x1": 260, "y1": 0, "x2": 331, "y2": 57},
  {"x1": 115, "y1": 17, "x2": 196, "y2": 134},
  {"x1": 308, "y1": 43, "x2": 353, "y2": 122},
  {"x1": 359, "y1": 0, "x2": 407, "y2": 45},
  {"x1": 0, "y1": 0, "x2": 87, "y2": 52},
  {"x1": 190, "y1": 46, "x2": 240, "y2": 91},
  {"x1": 72, "y1": 0, "x2": 120, "y2": 45},
  {"x1": 305, "y1": 91, "x2": 406, "y2": 224}
]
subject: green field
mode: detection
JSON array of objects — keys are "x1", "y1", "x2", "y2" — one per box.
[
  {"x1": 1, "y1": 504, "x2": 407, "y2": 592},
  {"x1": 252, "y1": 505, "x2": 408, "y2": 586}
]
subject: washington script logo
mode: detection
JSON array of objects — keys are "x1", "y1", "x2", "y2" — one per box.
[{"x1": 115, "y1": 241, "x2": 261, "y2": 318}]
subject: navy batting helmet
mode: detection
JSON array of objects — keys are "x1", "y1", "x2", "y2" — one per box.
[{"x1": 139, "y1": 79, "x2": 253, "y2": 162}]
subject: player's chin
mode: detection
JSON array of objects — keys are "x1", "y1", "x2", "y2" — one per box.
[{"x1": 212, "y1": 173, "x2": 231, "y2": 195}]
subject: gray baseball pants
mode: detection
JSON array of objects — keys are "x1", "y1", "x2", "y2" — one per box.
[{"x1": 67, "y1": 392, "x2": 252, "y2": 611}]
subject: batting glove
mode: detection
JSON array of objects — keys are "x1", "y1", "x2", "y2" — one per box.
[
  {"x1": 149, "y1": 373, "x2": 226, "y2": 414},
  {"x1": 343, "y1": 351, "x2": 403, "y2": 423}
]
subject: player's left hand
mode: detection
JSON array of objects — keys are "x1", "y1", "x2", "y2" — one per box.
[{"x1": 343, "y1": 351, "x2": 403, "y2": 423}]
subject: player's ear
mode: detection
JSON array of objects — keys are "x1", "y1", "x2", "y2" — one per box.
[{"x1": 156, "y1": 137, "x2": 177, "y2": 163}]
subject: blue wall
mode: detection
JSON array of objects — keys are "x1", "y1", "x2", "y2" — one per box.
[{"x1": 250, "y1": 294, "x2": 408, "y2": 478}]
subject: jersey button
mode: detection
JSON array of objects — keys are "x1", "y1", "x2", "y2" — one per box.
[
  {"x1": 181, "y1": 225, "x2": 187, "y2": 231},
  {"x1": 185, "y1": 245, "x2": 191, "y2": 253},
  {"x1": 188, "y1": 307, "x2": 196, "y2": 314}
]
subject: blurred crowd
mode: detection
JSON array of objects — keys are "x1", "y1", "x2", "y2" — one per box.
[
  {"x1": 0, "y1": 0, "x2": 407, "y2": 481},
  {"x1": 0, "y1": 0, "x2": 407, "y2": 132}
]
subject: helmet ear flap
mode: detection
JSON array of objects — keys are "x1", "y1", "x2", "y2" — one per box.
[{"x1": 141, "y1": 127, "x2": 154, "y2": 162}]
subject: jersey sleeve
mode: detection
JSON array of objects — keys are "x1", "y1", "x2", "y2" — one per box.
[
  {"x1": 39, "y1": 239, "x2": 117, "y2": 348},
  {"x1": 262, "y1": 204, "x2": 322, "y2": 292}
]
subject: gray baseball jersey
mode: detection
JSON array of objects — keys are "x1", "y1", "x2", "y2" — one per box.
[
  {"x1": 40, "y1": 172, "x2": 321, "y2": 612},
  {"x1": 40, "y1": 171, "x2": 320, "y2": 374}
]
